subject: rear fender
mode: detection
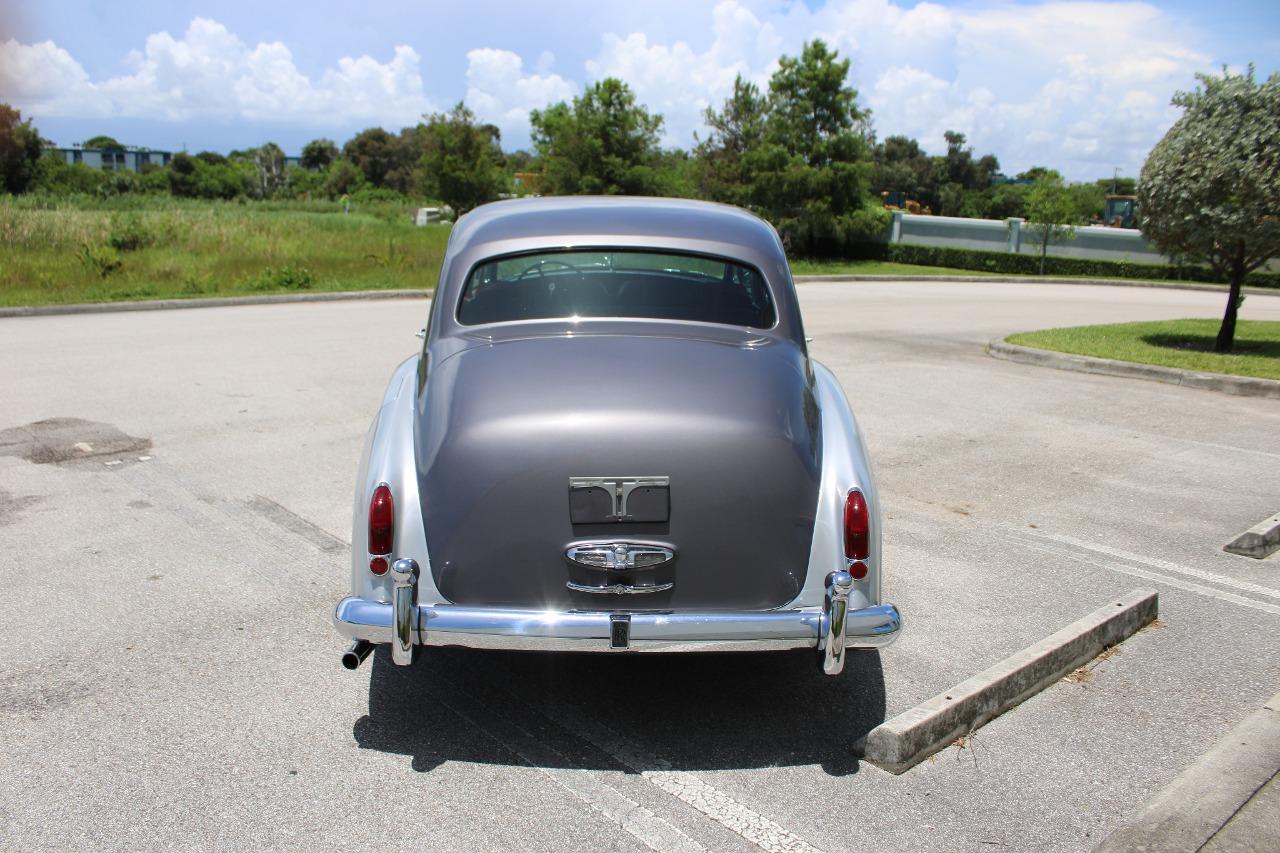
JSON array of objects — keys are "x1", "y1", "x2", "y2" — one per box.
[
  {"x1": 349, "y1": 354, "x2": 443, "y2": 603},
  {"x1": 794, "y1": 361, "x2": 882, "y2": 610}
]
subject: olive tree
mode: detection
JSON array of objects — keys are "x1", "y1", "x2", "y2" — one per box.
[{"x1": 1139, "y1": 67, "x2": 1280, "y2": 352}]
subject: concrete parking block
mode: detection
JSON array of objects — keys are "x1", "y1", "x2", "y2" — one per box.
[
  {"x1": 1095, "y1": 689, "x2": 1280, "y2": 852},
  {"x1": 861, "y1": 588, "x2": 1159, "y2": 774},
  {"x1": 1224, "y1": 513, "x2": 1280, "y2": 560}
]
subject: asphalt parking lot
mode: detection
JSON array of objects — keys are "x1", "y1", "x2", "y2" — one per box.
[{"x1": 2, "y1": 281, "x2": 1278, "y2": 851}]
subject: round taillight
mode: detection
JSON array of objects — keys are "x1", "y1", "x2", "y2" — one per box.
[
  {"x1": 369, "y1": 484, "x2": 394, "y2": 556},
  {"x1": 844, "y1": 489, "x2": 869, "y2": 561},
  {"x1": 369, "y1": 556, "x2": 388, "y2": 576},
  {"x1": 849, "y1": 560, "x2": 868, "y2": 580}
]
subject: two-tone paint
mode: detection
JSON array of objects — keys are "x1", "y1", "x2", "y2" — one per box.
[{"x1": 334, "y1": 196, "x2": 902, "y2": 675}]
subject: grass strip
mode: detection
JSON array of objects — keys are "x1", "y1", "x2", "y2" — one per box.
[{"x1": 1006, "y1": 319, "x2": 1280, "y2": 381}]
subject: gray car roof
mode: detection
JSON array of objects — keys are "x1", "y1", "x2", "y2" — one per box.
[
  {"x1": 430, "y1": 196, "x2": 805, "y2": 348},
  {"x1": 448, "y1": 196, "x2": 787, "y2": 260}
]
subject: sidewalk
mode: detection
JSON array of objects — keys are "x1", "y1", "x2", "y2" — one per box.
[{"x1": 1096, "y1": 690, "x2": 1280, "y2": 852}]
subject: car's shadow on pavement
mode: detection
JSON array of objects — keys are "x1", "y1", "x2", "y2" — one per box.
[{"x1": 353, "y1": 645, "x2": 885, "y2": 776}]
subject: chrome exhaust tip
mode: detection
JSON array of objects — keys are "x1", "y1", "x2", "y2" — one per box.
[{"x1": 342, "y1": 639, "x2": 375, "y2": 670}]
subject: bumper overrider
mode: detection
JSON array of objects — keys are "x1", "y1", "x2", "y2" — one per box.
[{"x1": 334, "y1": 560, "x2": 902, "y2": 675}]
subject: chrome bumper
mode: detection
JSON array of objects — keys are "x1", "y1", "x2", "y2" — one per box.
[{"x1": 333, "y1": 566, "x2": 901, "y2": 675}]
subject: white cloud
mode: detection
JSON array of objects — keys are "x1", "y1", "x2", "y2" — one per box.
[
  {"x1": 1, "y1": 18, "x2": 433, "y2": 128},
  {"x1": 585, "y1": 1, "x2": 782, "y2": 145},
  {"x1": 0, "y1": 38, "x2": 96, "y2": 112},
  {"x1": 464, "y1": 48, "x2": 575, "y2": 141},
  {"x1": 585, "y1": 0, "x2": 1208, "y2": 177},
  {"x1": 0, "y1": 3, "x2": 1215, "y2": 178}
]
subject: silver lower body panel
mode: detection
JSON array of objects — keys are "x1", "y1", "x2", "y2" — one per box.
[{"x1": 332, "y1": 596, "x2": 902, "y2": 655}]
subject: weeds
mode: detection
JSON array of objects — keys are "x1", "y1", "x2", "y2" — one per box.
[
  {"x1": 77, "y1": 243, "x2": 123, "y2": 278},
  {"x1": 1, "y1": 195, "x2": 449, "y2": 306},
  {"x1": 247, "y1": 265, "x2": 315, "y2": 291},
  {"x1": 106, "y1": 213, "x2": 156, "y2": 252}
]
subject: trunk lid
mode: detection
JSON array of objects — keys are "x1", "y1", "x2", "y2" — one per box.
[{"x1": 416, "y1": 331, "x2": 820, "y2": 610}]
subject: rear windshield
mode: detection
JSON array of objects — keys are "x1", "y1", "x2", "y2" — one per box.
[{"x1": 457, "y1": 250, "x2": 776, "y2": 329}]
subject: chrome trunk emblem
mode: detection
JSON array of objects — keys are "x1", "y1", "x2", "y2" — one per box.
[{"x1": 565, "y1": 542, "x2": 675, "y2": 570}]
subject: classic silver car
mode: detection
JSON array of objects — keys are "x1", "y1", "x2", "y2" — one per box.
[{"x1": 333, "y1": 196, "x2": 901, "y2": 675}]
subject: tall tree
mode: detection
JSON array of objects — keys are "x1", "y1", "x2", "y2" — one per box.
[
  {"x1": 1, "y1": 104, "x2": 46, "y2": 194},
  {"x1": 301, "y1": 138, "x2": 339, "y2": 171},
  {"x1": 743, "y1": 39, "x2": 878, "y2": 253},
  {"x1": 767, "y1": 41, "x2": 870, "y2": 162},
  {"x1": 322, "y1": 158, "x2": 365, "y2": 198},
  {"x1": 343, "y1": 127, "x2": 400, "y2": 187},
  {"x1": 1139, "y1": 66, "x2": 1280, "y2": 352},
  {"x1": 870, "y1": 135, "x2": 933, "y2": 207},
  {"x1": 530, "y1": 78, "x2": 666, "y2": 196},
  {"x1": 254, "y1": 142, "x2": 286, "y2": 198},
  {"x1": 694, "y1": 75, "x2": 768, "y2": 204},
  {"x1": 416, "y1": 103, "x2": 507, "y2": 214}
]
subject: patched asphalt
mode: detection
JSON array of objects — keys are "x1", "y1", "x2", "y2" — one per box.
[{"x1": 1, "y1": 281, "x2": 1278, "y2": 851}]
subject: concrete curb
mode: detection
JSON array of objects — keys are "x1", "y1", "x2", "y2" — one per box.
[
  {"x1": 0, "y1": 288, "x2": 433, "y2": 318},
  {"x1": 3, "y1": 275, "x2": 1276, "y2": 319},
  {"x1": 1094, "y1": 689, "x2": 1280, "y2": 852},
  {"x1": 1224, "y1": 512, "x2": 1280, "y2": 559},
  {"x1": 861, "y1": 588, "x2": 1158, "y2": 775},
  {"x1": 988, "y1": 338, "x2": 1280, "y2": 400},
  {"x1": 793, "y1": 274, "x2": 1279, "y2": 297}
]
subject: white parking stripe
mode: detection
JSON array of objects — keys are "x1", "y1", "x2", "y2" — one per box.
[
  {"x1": 1022, "y1": 529, "x2": 1280, "y2": 600},
  {"x1": 545, "y1": 700, "x2": 825, "y2": 853},
  {"x1": 436, "y1": 683, "x2": 708, "y2": 853},
  {"x1": 1006, "y1": 536, "x2": 1280, "y2": 618}
]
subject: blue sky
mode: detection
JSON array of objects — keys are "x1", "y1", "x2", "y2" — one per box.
[{"x1": 2, "y1": 1, "x2": 1278, "y2": 180}]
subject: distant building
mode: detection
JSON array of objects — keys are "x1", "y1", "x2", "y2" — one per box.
[
  {"x1": 47, "y1": 144, "x2": 304, "y2": 172},
  {"x1": 48, "y1": 144, "x2": 173, "y2": 172}
]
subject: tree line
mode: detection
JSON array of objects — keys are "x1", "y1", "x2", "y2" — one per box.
[
  {"x1": 3, "y1": 45, "x2": 1275, "y2": 350},
  {"x1": 3, "y1": 40, "x2": 1132, "y2": 255}
]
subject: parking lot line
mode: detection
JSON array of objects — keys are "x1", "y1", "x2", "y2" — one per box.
[
  {"x1": 1004, "y1": 535, "x2": 1280, "y2": 618},
  {"x1": 534, "y1": 688, "x2": 824, "y2": 853},
  {"x1": 435, "y1": 676, "x2": 710, "y2": 853},
  {"x1": 1023, "y1": 530, "x2": 1280, "y2": 600}
]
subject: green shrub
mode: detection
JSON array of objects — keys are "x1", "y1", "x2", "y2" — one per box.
[
  {"x1": 246, "y1": 265, "x2": 314, "y2": 291},
  {"x1": 76, "y1": 243, "x2": 123, "y2": 277},
  {"x1": 106, "y1": 213, "x2": 155, "y2": 251}
]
